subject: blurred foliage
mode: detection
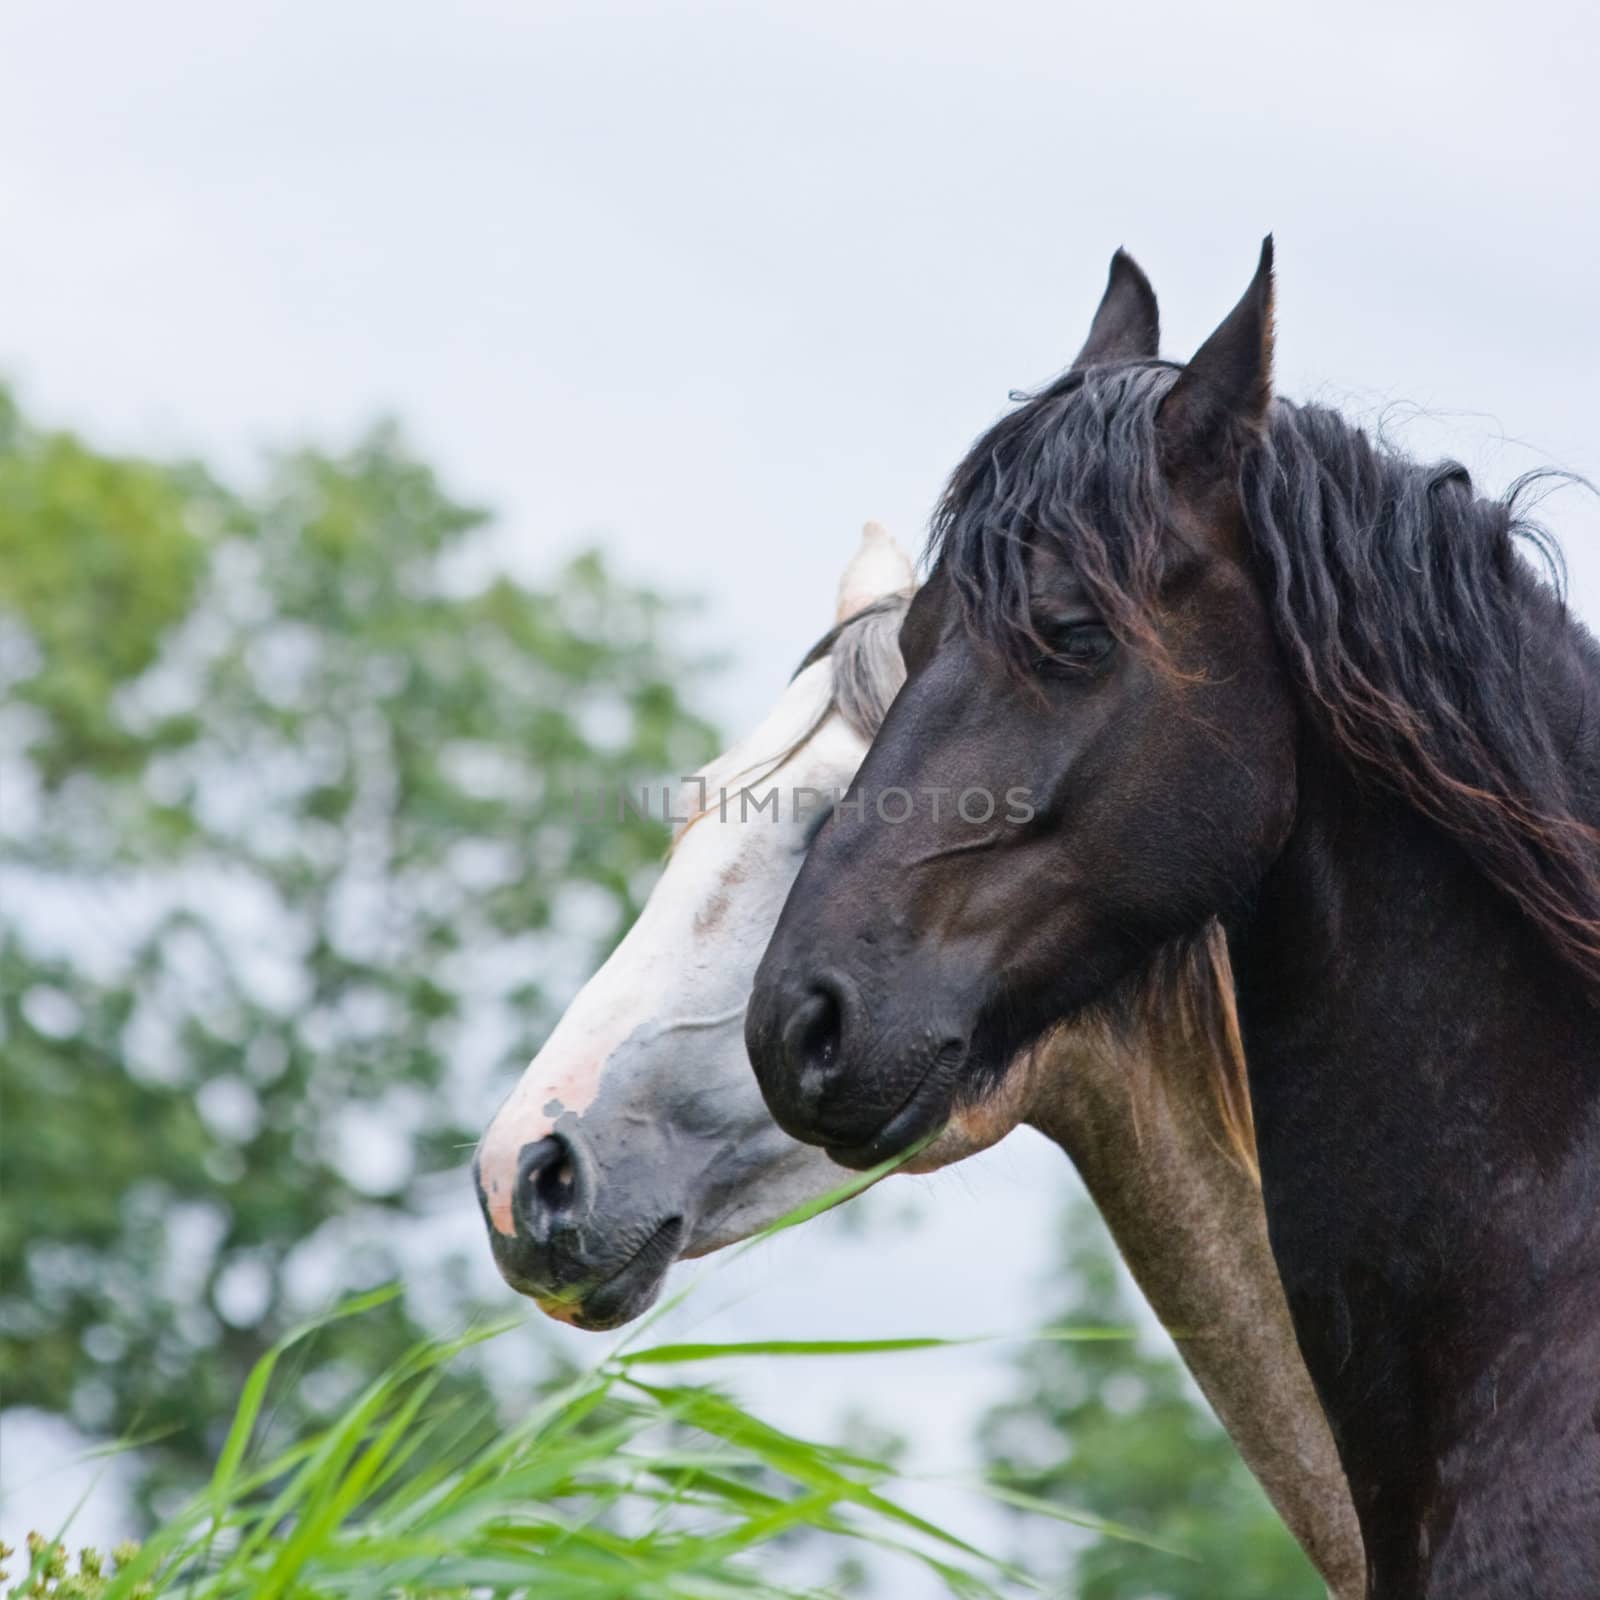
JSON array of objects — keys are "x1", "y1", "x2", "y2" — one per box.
[
  {"x1": 980, "y1": 1199, "x2": 1323, "y2": 1598},
  {"x1": 0, "y1": 383, "x2": 1330, "y2": 1591},
  {"x1": 0, "y1": 387, "x2": 718, "y2": 1516}
]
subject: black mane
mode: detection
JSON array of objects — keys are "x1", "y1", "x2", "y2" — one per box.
[{"x1": 930, "y1": 364, "x2": 1600, "y2": 996}]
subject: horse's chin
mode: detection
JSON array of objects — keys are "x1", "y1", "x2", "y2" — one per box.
[
  {"x1": 900, "y1": 1106, "x2": 1012, "y2": 1173},
  {"x1": 532, "y1": 1215, "x2": 686, "y2": 1332},
  {"x1": 536, "y1": 1270, "x2": 664, "y2": 1332},
  {"x1": 821, "y1": 1071, "x2": 952, "y2": 1170},
  {"x1": 897, "y1": 1049, "x2": 1043, "y2": 1174}
]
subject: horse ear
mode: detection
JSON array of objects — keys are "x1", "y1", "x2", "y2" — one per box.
[
  {"x1": 1160, "y1": 236, "x2": 1275, "y2": 455},
  {"x1": 836, "y1": 521, "x2": 915, "y2": 623},
  {"x1": 1071, "y1": 249, "x2": 1160, "y2": 369}
]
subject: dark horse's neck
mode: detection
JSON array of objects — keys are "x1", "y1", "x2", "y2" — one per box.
[{"x1": 1234, "y1": 576, "x2": 1600, "y2": 1598}]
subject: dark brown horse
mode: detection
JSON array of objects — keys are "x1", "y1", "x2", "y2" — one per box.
[
  {"x1": 746, "y1": 244, "x2": 1600, "y2": 1597},
  {"x1": 476, "y1": 528, "x2": 1363, "y2": 1593}
]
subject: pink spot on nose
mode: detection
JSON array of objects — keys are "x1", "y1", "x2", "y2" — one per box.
[
  {"x1": 479, "y1": 1163, "x2": 518, "y2": 1237},
  {"x1": 481, "y1": 1169, "x2": 517, "y2": 1238},
  {"x1": 478, "y1": 1095, "x2": 554, "y2": 1238},
  {"x1": 477, "y1": 1050, "x2": 613, "y2": 1236}
]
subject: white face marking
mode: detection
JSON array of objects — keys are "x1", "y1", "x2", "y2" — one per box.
[
  {"x1": 477, "y1": 525, "x2": 995, "y2": 1289},
  {"x1": 476, "y1": 656, "x2": 870, "y2": 1239}
]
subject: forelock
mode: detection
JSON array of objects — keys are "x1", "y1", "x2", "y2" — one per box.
[
  {"x1": 792, "y1": 594, "x2": 910, "y2": 742},
  {"x1": 928, "y1": 361, "x2": 1183, "y2": 673}
]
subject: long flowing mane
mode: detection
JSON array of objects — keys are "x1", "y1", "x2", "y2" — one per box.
[{"x1": 930, "y1": 363, "x2": 1600, "y2": 998}]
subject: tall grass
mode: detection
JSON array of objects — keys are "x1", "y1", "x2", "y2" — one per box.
[{"x1": 6, "y1": 1170, "x2": 1175, "y2": 1600}]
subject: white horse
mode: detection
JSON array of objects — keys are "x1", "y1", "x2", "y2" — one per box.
[{"x1": 476, "y1": 524, "x2": 1364, "y2": 1598}]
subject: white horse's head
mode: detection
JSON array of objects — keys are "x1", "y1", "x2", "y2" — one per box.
[{"x1": 475, "y1": 525, "x2": 1031, "y2": 1327}]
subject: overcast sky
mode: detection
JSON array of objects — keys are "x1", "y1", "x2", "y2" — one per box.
[
  {"x1": 3, "y1": 0, "x2": 1596, "y2": 728},
  {"x1": 4, "y1": 0, "x2": 1597, "y2": 1581}
]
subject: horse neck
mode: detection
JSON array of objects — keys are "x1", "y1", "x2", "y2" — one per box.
[
  {"x1": 1231, "y1": 620, "x2": 1600, "y2": 1597},
  {"x1": 1027, "y1": 1009, "x2": 1366, "y2": 1599}
]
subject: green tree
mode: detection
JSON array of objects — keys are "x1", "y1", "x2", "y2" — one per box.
[
  {"x1": 0, "y1": 388, "x2": 718, "y2": 1515},
  {"x1": 980, "y1": 1199, "x2": 1324, "y2": 1599}
]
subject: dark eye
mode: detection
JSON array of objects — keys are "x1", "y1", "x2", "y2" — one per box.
[{"x1": 1034, "y1": 619, "x2": 1115, "y2": 675}]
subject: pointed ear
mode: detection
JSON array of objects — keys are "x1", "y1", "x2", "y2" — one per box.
[
  {"x1": 1160, "y1": 236, "x2": 1275, "y2": 456},
  {"x1": 1071, "y1": 249, "x2": 1160, "y2": 369},
  {"x1": 836, "y1": 521, "x2": 915, "y2": 623}
]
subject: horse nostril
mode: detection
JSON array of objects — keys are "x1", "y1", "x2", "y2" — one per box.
[
  {"x1": 786, "y1": 983, "x2": 844, "y2": 1091},
  {"x1": 515, "y1": 1135, "x2": 581, "y2": 1237}
]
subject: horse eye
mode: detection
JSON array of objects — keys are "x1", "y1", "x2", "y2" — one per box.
[{"x1": 1035, "y1": 620, "x2": 1115, "y2": 674}]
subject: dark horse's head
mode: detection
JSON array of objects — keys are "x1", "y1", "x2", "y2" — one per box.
[
  {"x1": 749, "y1": 237, "x2": 1600, "y2": 1166},
  {"x1": 745, "y1": 243, "x2": 1301, "y2": 1165}
]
